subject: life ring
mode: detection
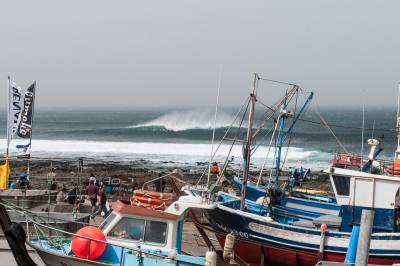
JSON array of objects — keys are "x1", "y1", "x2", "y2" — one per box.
[
  {"x1": 132, "y1": 195, "x2": 171, "y2": 205},
  {"x1": 133, "y1": 190, "x2": 173, "y2": 200},
  {"x1": 387, "y1": 164, "x2": 400, "y2": 175},
  {"x1": 131, "y1": 200, "x2": 167, "y2": 210},
  {"x1": 388, "y1": 168, "x2": 400, "y2": 175}
]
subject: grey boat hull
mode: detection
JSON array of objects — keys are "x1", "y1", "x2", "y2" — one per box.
[{"x1": 27, "y1": 242, "x2": 109, "y2": 266}]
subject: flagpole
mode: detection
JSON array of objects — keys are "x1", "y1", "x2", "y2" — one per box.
[
  {"x1": 27, "y1": 81, "x2": 36, "y2": 182},
  {"x1": 6, "y1": 76, "x2": 11, "y2": 158}
]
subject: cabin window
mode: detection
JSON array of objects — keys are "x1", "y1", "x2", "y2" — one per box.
[
  {"x1": 108, "y1": 217, "x2": 168, "y2": 245},
  {"x1": 144, "y1": 220, "x2": 167, "y2": 244},
  {"x1": 332, "y1": 175, "x2": 350, "y2": 196},
  {"x1": 99, "y1": 213, "x2": 116, "y2": 230},
  {"x1": 109, "y1": 217, "x2": 145, "y2": 240}
]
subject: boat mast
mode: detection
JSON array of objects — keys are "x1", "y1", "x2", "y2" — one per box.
[
  {"x1": 275, "y1": 104, "x2": 287, "y2": 186},
  {"x1": 396, "y1": 83, "x2": 400, "y2": 160},
  {"x1": 240, "y1": 73, "x2": 258, "y2": 210},
  {"x1": 274, "y1": 88, "x2": 313, "y2": 186}
]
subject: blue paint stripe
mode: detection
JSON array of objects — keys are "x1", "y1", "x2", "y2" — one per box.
[
  {"x1": 176, "y1": 220, "x2": 183, "y2": 253},
  {"x1": 284, "y1": 197, "x2": 340, "y2": 211}
]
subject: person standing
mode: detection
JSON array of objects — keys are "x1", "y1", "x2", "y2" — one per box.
[
  {"x1": 91, "y1": 184, "x2": 110, "y2": 219},
  {"x1": 89, "y1": 173, "x2": 100, "y2": 187},
  {"x1": 56, "y1": 186, "x2": 68, "y2": 203},
  {"x1": 86, "y1": 180, "x2": 99, "y2": 214}
]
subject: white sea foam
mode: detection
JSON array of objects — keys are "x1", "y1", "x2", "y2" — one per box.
[
  {"x1": 0, "y1": 139, "x2": 331, "y2": 170},
  {"x1": 129, "y1": 109, "x2": 239, "y2": 131}
]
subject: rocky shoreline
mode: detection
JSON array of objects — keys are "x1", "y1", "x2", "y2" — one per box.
[{"x1": 6, "y1": 158, "x2": 333, "y2": 195}]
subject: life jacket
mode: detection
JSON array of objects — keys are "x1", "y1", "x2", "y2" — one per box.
[
  {"x1": 388, "y1": 159, "x2": 400, "y2": 176},
  {"x1": 211, "y1": 164, "x2": 220, "y2": 174}
]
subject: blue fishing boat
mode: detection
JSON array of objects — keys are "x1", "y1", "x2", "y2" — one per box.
[
  {"x1": 26, "y1": 199, "x2": 216, "y2": 266},
  {"x1": 232, "y1": 177, "x2": 340, "y2": 216},
  {"x1": 195, "y1": 77, "x2": 400, "y2": 265},
  {"x1": 223, "y1": 73, "x2": 340, "y2": 217}
]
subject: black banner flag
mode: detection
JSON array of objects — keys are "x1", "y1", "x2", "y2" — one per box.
[{"x1": 17, "y1": 82, "x2": 35, "y2": 139}]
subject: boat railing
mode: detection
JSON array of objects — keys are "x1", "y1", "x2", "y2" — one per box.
[
  {"x1": 141, "y1": 171, "x2": 187, "y2": 191},
  {"x1": 26, "y1": 216, "x2": 173, "y2": 263},
  {"x1": 331, "y1": 151, "x2": 400, "y2": 176},
  {"x1": 141, "y1": 172, "x2": 175, "y2": 190},
  {"x1": 1, "y1": 199, "x2": 92, "y2": 227}
]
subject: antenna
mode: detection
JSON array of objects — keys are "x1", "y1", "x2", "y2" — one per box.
[
  {"x1": 396, "y1": 83, "x2": 400, "y2": 160},
  {"x1": 206, "y1": 69, "x2": 222, "y2": 188},
  {"x1": 360, "y1": 92, "x2": 365, "y2": 169},
  {"x1": 371, "y1": 120, "x2": 375, "y2": 139}
]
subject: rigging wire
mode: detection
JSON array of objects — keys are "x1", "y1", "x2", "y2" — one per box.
[
  {"x1": 250, "y1": 126, "x2": 274, "y2": 156},
  {"x1": 196, "y1": 96, "x2": 250, "y2": 185},
  {"x1": 256, "y1": 99, "x2": 275, "y2": 112},
  {"x1": 214, "y1": 100, "x2": 249, "y2": 185},
  {"x1": 258, "y1": 77, "x2": 296, "y2": 86},
  {"x1": 297, "y1": 118, "x2": 396, "y2": 133},
  {"x1": 252, "y1": 85, "x2": 299, "y2": 139},
  {"x1": 257, "y1": 117, "x2": 281, "y2": 186},
  {"x1": 311, "y1": 100, "x2": 348, "y2": 153}
]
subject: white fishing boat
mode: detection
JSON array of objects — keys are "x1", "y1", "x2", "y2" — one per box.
[{"x1": 25, "y1": 196, "x2": 216, "y2": 266}]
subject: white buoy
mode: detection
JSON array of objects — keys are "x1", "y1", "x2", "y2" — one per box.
[
  {"x1": 223, "y1": 233, "x2": 235, "y2": 261},
  {"x1": 205, "y1": 250, "x2": 217, "y2": 266},
  {"x1": 168, "y1": 249, "x2": 177, "y2": 259}
]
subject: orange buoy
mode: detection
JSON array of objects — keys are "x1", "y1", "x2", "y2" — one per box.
[{"x1": 71, "y1": 226, "x2": 106, "y2": 260}]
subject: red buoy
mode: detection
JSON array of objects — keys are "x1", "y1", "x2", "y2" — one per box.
[
  {"x1": 320, "y1": 223, "x2": 328, "y2": 233},
  {"x1": 71, "y1": 226, "x2": 106, "y2": 260}
]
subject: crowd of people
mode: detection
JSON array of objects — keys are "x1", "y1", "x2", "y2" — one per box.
[{"x1": 56, "y1": 172, "x2": 111, "y2": 220}]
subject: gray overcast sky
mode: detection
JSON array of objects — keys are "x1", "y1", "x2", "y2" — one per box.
[{"x1": 0, "y1": 1, "x2": 399, "y2": 109}]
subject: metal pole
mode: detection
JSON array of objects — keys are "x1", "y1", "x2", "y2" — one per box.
[
  {"x1": 6, "y1": 76, "x2": 11, "y2": 158},
  {"x1": 360, "y1": 94, "x2": 365, "y2": 168},
  {"x1": 396, "y1": 83, "x2": 400, "y2": 159},
  {"x1": 24, "y1": 82, "x2": 36, "y2": 191},
  {"x1": 240, "y1": 73, "x2": 258, "y2": 210},
  {"x1": 355, "y1": 209, "x2": 375, "y2": 266}
]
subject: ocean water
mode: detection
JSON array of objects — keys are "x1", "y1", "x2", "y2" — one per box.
[{"x1": 0, "y1": 107, "x2": 397, "y2": 171}]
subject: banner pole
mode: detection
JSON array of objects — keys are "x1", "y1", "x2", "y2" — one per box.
[
  {"x1": 27, "y1": 82, "x2": 36, "y2": 182},
  {"x1": 6, "y1": 76, "x2": 11, "y2": 159}
]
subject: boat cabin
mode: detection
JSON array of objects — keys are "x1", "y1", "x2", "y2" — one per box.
[
  {"x1": 99, "y1": 200, "x2": 184, "y2": 257},
  {"x1": 326, "y1": 167, "x2": 400, "y2": 232},
  {"x1": 26, "y1": 199, "x2": 210, "y2": 266}
]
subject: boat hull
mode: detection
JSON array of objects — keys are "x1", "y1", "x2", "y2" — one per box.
[
  {"x1": 28, "y1": 243, "x2": 109, "y2": 266},
  {"x1": 205, "y1": 205, "x2": 400, "y2": 266},
  {"x1": 215, "y1": 233, "x2": 398, "y2": 266},
  {"x1": 27, "y1": 241, "x2": 205, "y2": 266}
]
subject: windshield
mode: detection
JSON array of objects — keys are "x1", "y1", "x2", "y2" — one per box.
[
  {"x1": 99, "y1": 213, "x2": 116, "y2": 230},
  {"x1": 108, "y1": 217, "x2": 168, "y2": 245}
]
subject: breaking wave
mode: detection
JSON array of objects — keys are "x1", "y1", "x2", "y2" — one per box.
[
  {"x1": 0, "y1": 139, "x2": 332, "y2": 170},
  {"x1": 129, "y1": 109, "x2": 239, "y2": 131}
]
